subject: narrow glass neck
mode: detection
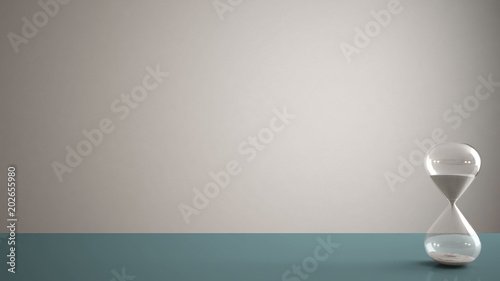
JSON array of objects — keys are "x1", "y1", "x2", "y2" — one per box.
[{"x1": 448, "y1": 199, "x2": 457, "y2": 207}]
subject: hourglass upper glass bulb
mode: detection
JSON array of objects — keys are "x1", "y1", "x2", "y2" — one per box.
[{"x1": 424, "y1": 143, "x2": 481, "y2": 202}]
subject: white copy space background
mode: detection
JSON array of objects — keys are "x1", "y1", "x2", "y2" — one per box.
[{"x1": 1, "y1": 0, "x2": 499, "y2": 233}]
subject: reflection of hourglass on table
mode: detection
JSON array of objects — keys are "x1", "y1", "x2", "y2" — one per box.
[{"x1": 424, "y1": 143, "x2": 482, "y2": 266}]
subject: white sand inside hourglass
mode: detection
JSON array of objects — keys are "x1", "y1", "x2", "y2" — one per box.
[
  {"x1": 430, "y1": 175, "x2": 475, "y2": 201},
  {"x1": 429, "y1": 252, "x2": 476, "y2": 266}
]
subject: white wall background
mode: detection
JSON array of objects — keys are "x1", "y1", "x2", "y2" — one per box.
[{"x1": 1, "y1": 0, "x2": 499, "y2": 233}]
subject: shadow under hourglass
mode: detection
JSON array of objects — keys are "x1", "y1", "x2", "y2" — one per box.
[{"x1": 416, "y1": 260, "x2": 482, "y2": 281}]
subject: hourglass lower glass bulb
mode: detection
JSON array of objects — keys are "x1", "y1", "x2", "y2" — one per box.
[{"x1": 424, "y1": 143, "x2": 481, "y2": 266}]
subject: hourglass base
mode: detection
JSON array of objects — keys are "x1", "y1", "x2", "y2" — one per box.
[
  {"x1": 428, "y1": 252, "x2": 475, "y2": 266},
  {"x1": 425, "y1": 233, "x2": 480, "y2": 266}
]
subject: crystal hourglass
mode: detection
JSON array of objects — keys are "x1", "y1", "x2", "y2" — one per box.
[{"x1": 424, "y1": 143, "x2": 481, "y2": 266}]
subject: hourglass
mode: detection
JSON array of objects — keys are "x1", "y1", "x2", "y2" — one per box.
[{"x1": 424, "y1": 143, "x2": 481, "y2": 266}]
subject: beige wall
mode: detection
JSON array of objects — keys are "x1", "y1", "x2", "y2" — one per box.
[{"x1": 1, "y1": 0, "x2": 499, "y2": 233}]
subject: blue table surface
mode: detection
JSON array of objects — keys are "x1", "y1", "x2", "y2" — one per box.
[{"x1": 0, "y1": 233, "x2": 498, "y2": 281}]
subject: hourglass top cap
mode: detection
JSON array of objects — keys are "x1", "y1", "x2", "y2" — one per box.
[{"x1": 425, "y1": 143, "x2": 481, "y2": 176}]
